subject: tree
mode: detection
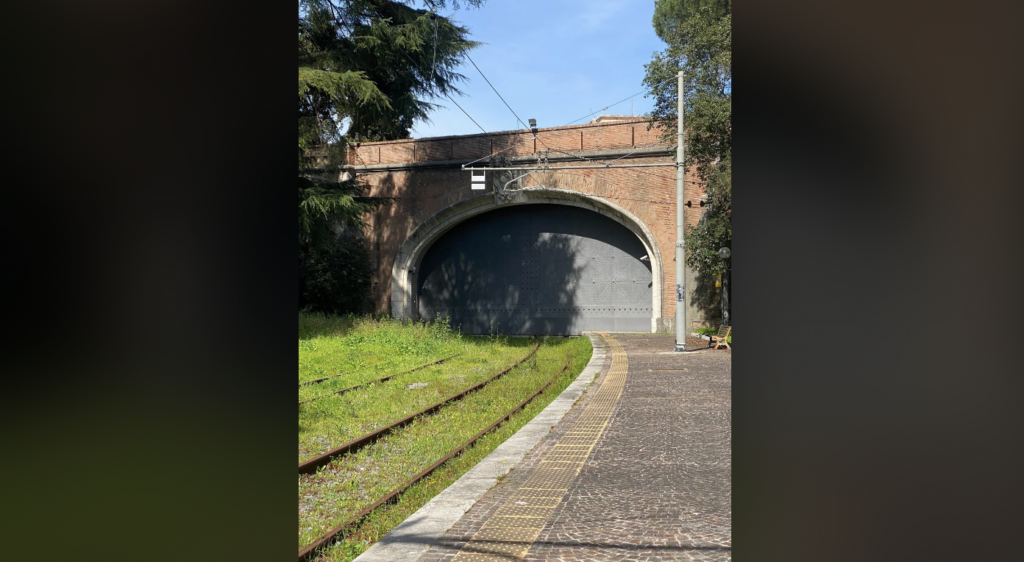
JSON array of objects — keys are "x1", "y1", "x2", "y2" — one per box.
[
  {"x1": 652, "y1": 0, "x2": 731, "y2": 42},
  {"x1": 298, "y1": 0, "x2": 484, "y2": 312},
  {"x1": 643, "y1": 1, "x2": 731, "y2": 277}
]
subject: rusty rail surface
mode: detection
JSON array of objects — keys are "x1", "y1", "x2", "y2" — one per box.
[
  {"x1": 298, "y1": 354, "x2": 574, "y2": 562},
  {"x1": 299, "y1": 353, "x2": 462, "y2": 405},
  {"x1": 298, "y1": 342, "x2": 541, "y2": 475}
]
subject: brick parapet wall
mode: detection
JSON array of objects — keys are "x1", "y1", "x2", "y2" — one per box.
[
  {"x1": 352, "y1": 119, "x2": 707, "y2": 327},
  {"x1": 345, "y1": 118, "x2": 667, "y2": 167}
]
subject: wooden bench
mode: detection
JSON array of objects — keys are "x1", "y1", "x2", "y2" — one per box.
[{"x1": 709, "y1": 325, "x2": 731, "y2": 350}]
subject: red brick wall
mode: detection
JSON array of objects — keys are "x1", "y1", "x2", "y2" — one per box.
[{"x1": 349, "y1": 119, "x2": 705, "y2": 322}]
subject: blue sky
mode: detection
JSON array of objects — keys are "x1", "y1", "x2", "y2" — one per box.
[{"x1": 409, "y1": 0, "x2": 668, "y2": 139}]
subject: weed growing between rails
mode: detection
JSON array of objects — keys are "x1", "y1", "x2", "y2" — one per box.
[
  {"x1": 299, "y1": 343, "x2": 539, "y2": 466},
  {"x1": 299, "y1": 314, "x2": 462, "y2": 387},
  {"x1": 298, "y1": 320, "x2": 536, "y2": 463},
  {"x1": 296, "y1": 319, "x2": 592, "y2": 561}
]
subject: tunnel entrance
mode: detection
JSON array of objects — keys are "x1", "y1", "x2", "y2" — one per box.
[{"x1": 417, "y1": 204, "x2": 653, "y2": 335}]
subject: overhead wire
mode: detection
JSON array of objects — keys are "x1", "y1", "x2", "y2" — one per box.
[
  {"x1": 386, "y1": 26, "x2": 490, "y2": 136},
  {"x1": 464, "y1": 54, "x2": 531, "y2": 130},
  {"x1": 522, "y1": 169, "x2": 674, "y2": 205},
  {"x1": 462, "y1": 138, "x2": 531, "y2": 167},
  {"x1": 460, "y1": 57, "x2": 683, "y2": 178},
  {"x1": 530, "y1": 75, "x2": 680, "y2": 175},
  {"x1": 559, "y1": 75, "x2": 678, "y2": 127},
  {"x1": 443, "y1": 94, "x2": 488, "y2": 134},
  {"x1": 395, "y1": 35, "x2": 692, "y2": 188}
]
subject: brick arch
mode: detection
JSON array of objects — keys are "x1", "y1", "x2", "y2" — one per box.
[{"x1": 391, "y1": 187, "x2": 664, "y2": 332}]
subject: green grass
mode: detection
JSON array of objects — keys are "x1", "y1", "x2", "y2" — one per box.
[
  {"x1": 298, "y1": 343, "x2": 539, "y2": 462},
  {"x1": 299, "y1": 315, "x2": 462, "y2": 387},
  {"x1": 298, "y1": 312, "x2": 359, "y2": 340},
  {"x1": 297, "y1": 314, "x2": 592, "y2": 558},
  {"x1": 694, "y1": 325, "x2": 732, "y2": 345}
]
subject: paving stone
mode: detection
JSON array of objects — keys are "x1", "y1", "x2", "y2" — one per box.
[{"x1": 418, "y1": 334, "x2": 731, "y2": 562}]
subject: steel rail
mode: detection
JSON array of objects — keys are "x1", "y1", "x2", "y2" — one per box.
[
  {"x1": 298, "y1": 353, "x2": 461, "y2": 388},
  {"x1": 298, "y1": 354, "x2": 574, "y2": 562},
  {"x1": 298, "y1": 353, "x2": 462, "y2": 406},
  {"x1": 298, "y1": 342, "x2": 541, "y2": 475}
]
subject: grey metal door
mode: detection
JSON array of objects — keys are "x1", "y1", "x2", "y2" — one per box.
[{"x1": 417, "y1": 205, "x2": 652, "y2": 335}]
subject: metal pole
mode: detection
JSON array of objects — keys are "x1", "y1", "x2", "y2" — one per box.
[
  {"x1": 675, "y1": 70, "x2": 686, "y2": 351},
  {"x1": 722, "y1": 264, "x2": 730, "y2": 326}
]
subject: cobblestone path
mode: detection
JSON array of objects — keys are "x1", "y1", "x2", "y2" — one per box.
[{"x1": 418, "y1": 333, "x2": 731, "y2": 562}]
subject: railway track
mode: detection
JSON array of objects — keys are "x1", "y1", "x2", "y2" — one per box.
[
  {"x1": 297, "y1": 353, "x2": 574, "y2": 562},
  {"x1": 298, "y1": 342, "x2": 541, "y2": 475},
  {"x1": 298, "y1": 353, "x2": 462, "y2": 404}
]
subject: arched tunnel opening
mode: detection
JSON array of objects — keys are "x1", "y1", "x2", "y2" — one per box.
[{"x1": 416, "y1": 204, "x2": 653, "y2": 335}]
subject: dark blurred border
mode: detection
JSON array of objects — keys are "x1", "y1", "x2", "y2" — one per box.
[
  {"x1": 735, "y1": 1, "x2": 1024, "y2": 560},
  {"x1": 1, "y1": 1, "x2": 296, "y2": 559}
]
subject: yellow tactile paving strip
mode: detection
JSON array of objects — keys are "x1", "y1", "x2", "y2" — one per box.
[{"x1": 450, "y1": 333, "x2": 628, "y2": 562}]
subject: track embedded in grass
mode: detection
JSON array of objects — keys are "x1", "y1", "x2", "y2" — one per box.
[
  {"x1": 299, "y1": 352, "x2": 461, "y2": 398},
  {"x1": 298, "y1": 342, "x2": 540, "y2": 475},
  {"x1": 298, "y1": 344, "x2": 534, "y2": 464},
  {"x1": 298, "y1": 354, "x2": 575, "y2": 562}
]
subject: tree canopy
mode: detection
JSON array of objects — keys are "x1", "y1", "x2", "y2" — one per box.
[
  {"x1": 298, "y1": 0, "x2": 484, "y2": 249},
  {"x1": 652, "y1": 0, "x2": 731, "y2": 42},
  {"x1": 298, "y1": 1, "x2": 484, "y2": 313},
  {"x1": 643, "y1": 0, "x2": 731, "y2": 277}
]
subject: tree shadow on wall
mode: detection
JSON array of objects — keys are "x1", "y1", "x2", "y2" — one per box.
[
  {"x1": 365, "y1": 171, "x2": 400, "y2": 315},
  {"x1": 415, "y1": 206, "x2": 583, "y2": 335},
  {"x1": 416, "y1": 205, "x2": 653, "y2": 336},
  {"x1": 364, "y1": 166, "x2": 474, "y2": 316}
]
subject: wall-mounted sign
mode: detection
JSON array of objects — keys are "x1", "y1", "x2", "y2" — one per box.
[{"x1": 471, "y1": 171, "x2": 486, "y2": 190}]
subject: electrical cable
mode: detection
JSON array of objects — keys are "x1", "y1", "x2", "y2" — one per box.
[
  {"x1": 465, "y1": 53, "x2": 531, "y2": 131},
  {"x1": 397, "y1": 42, "x2": 692, "y2": 188},
  {"x1": 428, "y1": 5, "x2": 438, "y2": 85},
  {"x1": 462, "y1": 137, "x2": 531, "y2": 167},
  {"x1": 522, "y1": 169, "x2": 674, "y2": 205},
  {"x1": 390, "y1": 39, "x2": 491, "y2": 136},
  {"x1": 534, "y1": 136, "x2": 678, "y2": 183},
  {"x1": 443, "y1": 93, "x2": 488, "y2": 134},
  {"x1": 560, "y1": 75, "x2": 677, "y2": 127}
]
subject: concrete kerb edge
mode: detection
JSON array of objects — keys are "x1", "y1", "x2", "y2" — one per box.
[{"x1": 352, "y1": 333, "x2": 610, "y2": 562}]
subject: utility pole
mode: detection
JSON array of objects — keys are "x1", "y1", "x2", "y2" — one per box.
[
  {"x1": 719, "y1": 246, "x2": 731, "y2": 326},
  {"x1": 675, "y1": 70, "x2": 686, "y2": 352}
]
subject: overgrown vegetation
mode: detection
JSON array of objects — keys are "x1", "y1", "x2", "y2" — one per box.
[
  {"x1": 694, "y1": 324, "x2": 732, "y2": 345},
  {"x1": 299, "y1": 234, "x2": 374, "y2": 314},
  {"x1": 298, "y1": 1, "x2": 486, "y2": 313},
  {"x1": 298, "y1": 313, "x2": 593, "y2": 558},
  {"x1": 645, "y1": 0, "x2": 731, "y2": 273}
]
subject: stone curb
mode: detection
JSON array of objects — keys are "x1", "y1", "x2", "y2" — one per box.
[{"x1": 351, "y1": 334, "x2": 609, "y2": 562}]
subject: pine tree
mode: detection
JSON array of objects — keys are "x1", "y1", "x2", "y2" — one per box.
[{"x1": 298, "y1": 0, "x2": 483, "y2": 313}]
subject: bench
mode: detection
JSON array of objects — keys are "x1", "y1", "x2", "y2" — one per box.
[{"x1": 709, "y1": 325, "x2": 731, "y2": 350}]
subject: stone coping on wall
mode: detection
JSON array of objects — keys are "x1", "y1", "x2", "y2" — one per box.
[
  {"x1": 343, "y1": 145, "x2": 675, "y2": 172},
  {"x1": 338, "y1": 118, "x2": 671, "y2": 168},
  {"x1": 360, "y1": 117, "x2": 658, "y2": 146}
]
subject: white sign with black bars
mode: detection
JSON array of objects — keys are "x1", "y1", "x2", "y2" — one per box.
[{"x1": 471, "y1": 171, "x2": 486, "y2": 190}]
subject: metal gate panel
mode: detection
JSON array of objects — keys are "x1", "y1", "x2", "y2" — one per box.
[{"x1": 418, "y1": 205, "x2": 652, "y2": 335}]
